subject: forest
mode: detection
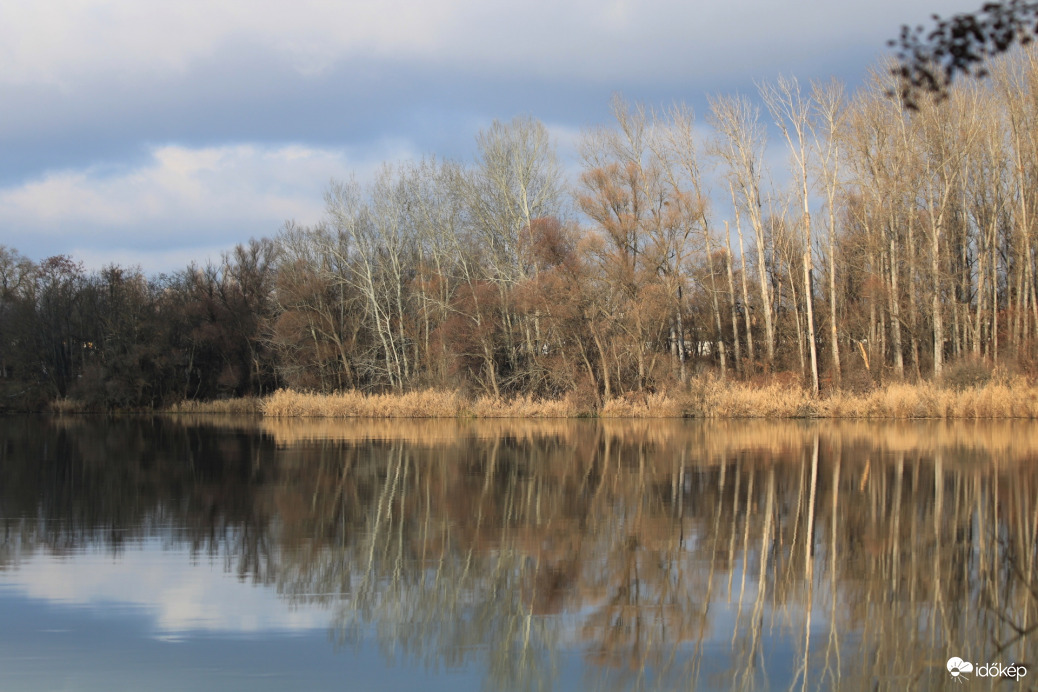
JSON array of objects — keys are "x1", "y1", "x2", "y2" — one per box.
[{"x1": 3, "y1": 52, "x2": 1038, "y2": 412}]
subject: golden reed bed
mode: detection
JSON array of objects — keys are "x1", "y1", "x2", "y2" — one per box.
[{"x1": 156, "y1": 379, "x2": 1038, "y2": 420}]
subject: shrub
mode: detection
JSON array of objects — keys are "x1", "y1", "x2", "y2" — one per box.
[{"x1": 940, "y1": 357, "x2": 992, "y2": 391}]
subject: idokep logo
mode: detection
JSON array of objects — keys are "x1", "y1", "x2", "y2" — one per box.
[
  {"x1": 947, "y1": 656, "x2": 1028, "y2": 683},
  {"x1": 947, "y1": 658, "x2": 973, "y2": 682}
]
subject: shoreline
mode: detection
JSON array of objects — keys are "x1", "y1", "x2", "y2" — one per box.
[{"x1": 39, "y1": 378, "x2": 1038, "y2": 419}]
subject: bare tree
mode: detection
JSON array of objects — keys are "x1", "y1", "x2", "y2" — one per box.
[
  {"x1": 272, "y1": 221, "x2": 361, "y2": 391},
  {"x1": 812, "y1": 79, "x2": 846, "y2": 388},
  {"x1": 467, "y1": 116, "x2": 565, "y2": 390},
  {"x1": 654, "y1": 103, "x2": 722, "y2": 381},
  {"x1": 915, "y1": 89, "x2": 981, "y2": 376},
  {"x1": 325, "y1": 177, "x2": 412, "y2": 390},
  {"x1": 761, "y1": 75, "x2": 820, "y2": 393},
  {"x1": 710, "y1": 95, "x2": 777, "y2": 369},
  {"x1": 578, "y1": 97, "x2": 675, "y2": 391}
]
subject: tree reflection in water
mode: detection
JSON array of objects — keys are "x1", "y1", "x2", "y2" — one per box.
[{"x1": 1, "y1": 416, "x2": 1036, "y2": 691}]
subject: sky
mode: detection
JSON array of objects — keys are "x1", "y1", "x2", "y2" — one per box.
[{"x1": 0, "y1": 0, "x2": 982, "y2": 274}]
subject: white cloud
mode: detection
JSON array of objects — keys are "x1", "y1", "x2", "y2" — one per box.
[{"x1": 0, "y1": 141, "x2": 418, "y2": 272}]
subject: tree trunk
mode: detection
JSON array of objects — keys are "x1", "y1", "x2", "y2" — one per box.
[
  {"x1": 888, "y1": 229, "x2": 905, "y2": 377},
  {"x1": 724, "y1": 222, "x2": 742, "y2": 374},
  {"x1": 734, "y1": 193, "x2": 755, "y2": 368},
  {"x1": 931, "y1": 228, "x2": 944, "y2": 377}
]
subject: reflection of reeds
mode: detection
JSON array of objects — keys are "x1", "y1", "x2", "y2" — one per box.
[
  {"x1": 225, "y1": 416, "x2": 1038, "y2": 469},
  {"x1": 258, "y1": 417, "x2": 592, "y2": 446}
]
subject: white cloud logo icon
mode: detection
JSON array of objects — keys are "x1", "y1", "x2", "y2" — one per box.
[{"x1": 947, "y1": 657, "x2": 974, "y2": 681}]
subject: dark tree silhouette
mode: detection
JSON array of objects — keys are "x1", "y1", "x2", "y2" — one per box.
[{"x1": 891, "y1": 2, "x2": 1038, "y2": 107}]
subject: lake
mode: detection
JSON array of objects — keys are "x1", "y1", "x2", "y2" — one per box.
[{"x1": 0, "y1": 415, "x2": 1035, "y2": 690}]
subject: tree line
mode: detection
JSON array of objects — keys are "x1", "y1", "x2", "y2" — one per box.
[{"x1": 3, "y1": 51, "x2": 1038, "y2": 410}]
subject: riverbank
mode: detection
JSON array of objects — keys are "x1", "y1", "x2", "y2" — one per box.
[{"x1": 132, "y1": 377, "x2": 1038, "y2": 419}]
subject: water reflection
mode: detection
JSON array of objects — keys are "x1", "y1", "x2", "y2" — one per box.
[{"x1": 1, "y1": 416, "x2": 1036, "y2": 691}]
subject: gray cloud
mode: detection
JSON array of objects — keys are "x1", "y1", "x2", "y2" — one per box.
[{"x1": 0, "y1": 0, "x2": 984, "y2": 271}]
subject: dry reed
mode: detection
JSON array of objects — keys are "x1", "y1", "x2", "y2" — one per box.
[
  {"x1": 161, "y1": 378, "x2": 1038, "y2": 420},
  {"x1": 47, "y1": 397, "x2": 88, "y2": 414},
  {"x1": 688, "y1": 377, "x2": 1038, "y2": 419},
  {"x1": 600, "y1": 392, "x2": 685, "y2": 417},
  {"x1": 468, "y1": 393, "x2": 579, "y2": 418},
  {"x1": 262, "y1": 388, "x2": 466, "y2": 418},
  {"x1": 166, "y1": 397, "x2": 264, "y2": 415}
]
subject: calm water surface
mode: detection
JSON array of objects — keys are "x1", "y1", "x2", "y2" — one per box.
[{"x1": 1, "y1": 415, "x2": 1036, "y2": 691}]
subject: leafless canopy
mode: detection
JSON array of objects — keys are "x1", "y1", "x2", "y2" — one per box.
[{"x1": 891, "y1": 1, "x2": 1038, "y2": 107}]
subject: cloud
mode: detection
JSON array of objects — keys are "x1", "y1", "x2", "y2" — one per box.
[
  {"x1": 3, "y1": 540, "x2": 329, "y2": 633},
  {"x1": 1, "y1": 0, "x2": 988, "y2": 164},
  {"x1": 0, "y1": 1, "x2": 444, "y2": 87},
  {"x1": 0, "y1": 0, "x2": 984, "y2": 176},
  {"x1": 0, "y1": 141, "x2": 417, "y2": 271},
  {"x1": 0, "y1": 0, "x2": 984, "y2": 88},
  {"x1": 0, "y1": 0, "x2": 988, "y2": 271}
]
